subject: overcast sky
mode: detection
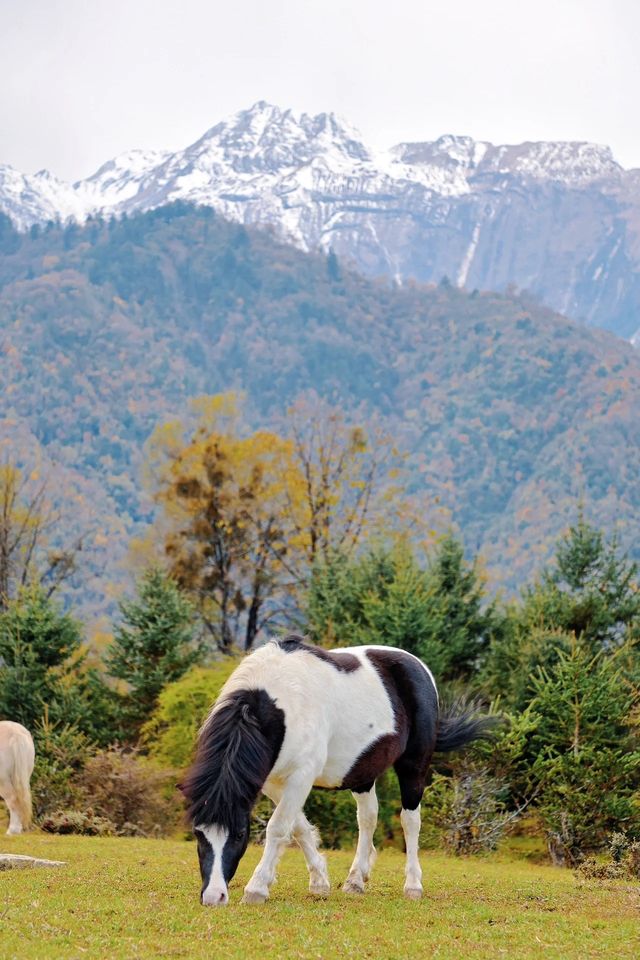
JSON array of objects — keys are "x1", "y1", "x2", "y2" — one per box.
[{"x1": 1, "y1": 0, "x2": 637, "y2": 181}]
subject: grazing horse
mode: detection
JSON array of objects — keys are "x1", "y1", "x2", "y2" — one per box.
[
  {"x1": 0, "y1": 721, "x2": 35, "y2": 835},
  {"x1": 182, "y1": 636, "x2": 493, "y2": 906}
]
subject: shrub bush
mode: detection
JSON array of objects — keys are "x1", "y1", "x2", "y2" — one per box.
[
  {"x1": 576, "y1": 834, "x2": 640, "y2": 882},
  {"x1": 40, "y1": 810, "x2": 114, "y2": 836},
  {"x1": 76, "y1": 748, "x2": 178, "y2": 835},
  {"x1": 442, "y1": 770, "x2": 513, "y2": 855},
  {"x1": 31, "y1": 719, "x2": 93, "y2": 819},
  {"x1": 142, "y1": 660, "x2": 241, "y2": 768}
]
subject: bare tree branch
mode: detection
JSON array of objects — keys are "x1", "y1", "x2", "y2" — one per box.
[{"x1": 0, "y1": 461, "x2": 82, "y2": 609}]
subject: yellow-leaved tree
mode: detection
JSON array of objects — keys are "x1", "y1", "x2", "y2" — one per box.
[
  {"x1": 144, "y1": 393, "x2": 411, "y2": 651},
  {"x1": 145, "y1": 395, "x2": 307, "y2": 650}
]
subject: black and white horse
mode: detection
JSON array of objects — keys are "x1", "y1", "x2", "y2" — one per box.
[{"x1": 182, "y1": 636, "x2": 492, "y2": 906}]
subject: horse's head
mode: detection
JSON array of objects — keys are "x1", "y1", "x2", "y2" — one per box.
[
  {"x1": 193, "y1": 813, "x2": 251, "y2": 906},
  {"x1": 182, "y1": 688, "x2": 283, "y2": 906}
]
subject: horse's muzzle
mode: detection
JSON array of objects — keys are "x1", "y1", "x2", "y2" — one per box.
[{"x1": 201, "y1": 887, "x2": 229, "y2": 907}]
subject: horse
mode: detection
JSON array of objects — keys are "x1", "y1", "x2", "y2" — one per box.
[
  {"x1": 0, "y1": 721, "x2": 35, "y2": 835},
  {"x1": 182, "y1": 636, "x2": 494, "y2": 906}
]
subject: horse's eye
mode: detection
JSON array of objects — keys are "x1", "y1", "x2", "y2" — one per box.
[{"x1": 234, "y1": 828, "x2": 246, "y2": 841}]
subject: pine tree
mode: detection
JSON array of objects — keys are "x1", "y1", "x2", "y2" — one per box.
[
  {"x1": 481, "y1": 623, "x2": 572, "y2": 711},
  {"x1": 106, "y1": 569, "x2": 201, "y2": 740},
  {"x1": 307, "y1": 547, "x2": 396, "y2": 646},
  {"x1": 359, "y1": 551, "x2": 446, "y2": 670},
  {"x1": 523, "y1": 514, "x2": 640, "y2": 655},
  {"x1": 426, "y1": 534, "x2": 503, "y2": 682},
  {"x1": 0, "y1": 584, "x2": 109, "y2": 737},
  {"x1": 0, "y1": 630, "x2": 50, "y2": 729},
  {"x1": 482, "y1": 515, "x2": 640, "y2": 709},
  {"x1": 307, "y1": 537, "x2": 499, "y2": 681},
  {"x1": 528, "y1": 638, "x2": 640, "y2": 862}
]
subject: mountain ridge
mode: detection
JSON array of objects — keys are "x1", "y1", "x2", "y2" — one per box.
[{"x1": 2, "y1": 102, "x2": 639, "y2": 340}]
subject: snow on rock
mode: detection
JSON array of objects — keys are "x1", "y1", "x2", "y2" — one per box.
[
  {"x1": 76, "y1": 149, "x2": 172, "y2": 209},
  {"x1": 475, "y1": 141, "x2": 622, "y2": 185},
  {"x1": 1, "y1": 102, "x2": 627, "y2": 232},
  {"x1": 0, "y1": 165, "x2": 86, "y2": 230}
]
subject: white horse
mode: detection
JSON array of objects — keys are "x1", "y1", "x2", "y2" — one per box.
[
  {"x1": 0, "y1": 721, "x2": 35, "y2": 834},
  {"x1": 182, "y1": 636, "x2": 493, "y2": 906}
]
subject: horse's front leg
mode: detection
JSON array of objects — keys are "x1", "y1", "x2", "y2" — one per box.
[
  {"x1": 343, "y1": 784, "x2": 378, "y2": 894},
  {"x1": 262, "y1": 783, "x2": 330, "y2": 896},
  {"x1": 242, "y1": 775, "x2": 314, "y2": 904}
]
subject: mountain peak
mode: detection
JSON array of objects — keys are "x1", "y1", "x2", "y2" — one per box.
[{"x1": 195, "y1": 101, "x2": 370, "y2": 169}]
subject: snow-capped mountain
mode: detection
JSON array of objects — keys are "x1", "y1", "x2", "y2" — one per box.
[{"x1": 2, "y1": 101, "x2": 639, "y2": 339}]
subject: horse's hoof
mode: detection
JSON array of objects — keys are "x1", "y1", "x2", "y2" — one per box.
[
  {"x1": 342, "y1": 878, "x2": 365, "y2": 894},
  {"x1": 404, "y1": 887, "x2": 423, "y2": 901},
  {"x1": 309, "y1": 880, "x2": 330, "y2": 897},
  {"x1": 241, "y1": 890, "x2": 267, "y2": 905}
]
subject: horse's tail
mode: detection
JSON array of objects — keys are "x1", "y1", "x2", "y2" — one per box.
[
  {"x1": 434, "y1": 699, "x2": 498, "y2": 753},
  {"x1": 9, "y1": 729, "x2": 35, "y2": 829}
]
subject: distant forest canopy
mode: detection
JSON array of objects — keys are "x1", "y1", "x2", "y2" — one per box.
[{"x1": 1, "y1": 202, "x2": 640, "y2": 624}]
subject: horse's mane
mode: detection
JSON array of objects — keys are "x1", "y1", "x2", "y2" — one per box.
[{"x1": 181, "y1": 689, "x2": 278, "y2": 833}]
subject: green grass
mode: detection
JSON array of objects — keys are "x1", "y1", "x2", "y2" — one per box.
[{"x1": 1, "y1": 834, "x2": 638, "y2": 960}]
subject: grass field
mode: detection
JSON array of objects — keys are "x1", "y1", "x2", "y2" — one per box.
[{"x1": 1, "y1": 833, "x2": 639, "y2": 960}]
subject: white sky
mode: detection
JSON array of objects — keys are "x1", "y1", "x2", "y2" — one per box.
[{"x1": 0, "y1": 0, "x2": 638, "y2": 181}]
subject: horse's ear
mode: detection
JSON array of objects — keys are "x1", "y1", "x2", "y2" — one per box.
[{"x1": 240, "y1": 703, "x2": 259, "y2": 726}]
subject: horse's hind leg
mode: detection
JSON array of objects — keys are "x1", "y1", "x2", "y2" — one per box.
[
  {"x1": 395, "y1": 763, "x2": 428, "y2": 900},
  {"x1": 293, "y1": 812, "x2": 330, "y2": 896},
  {"x1": 3, "y1": 790, "x2": 23, "y2": 835},
  {"x1": 400, "y1": 807, "x2": 422, "y2": 899},
  {"x1": 343, "y1": 784, "x2": 378, "y2": 894}
]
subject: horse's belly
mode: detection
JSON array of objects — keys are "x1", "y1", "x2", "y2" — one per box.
[{"x1": 314, "y1": 721, "x2": 395, "y2": 788}]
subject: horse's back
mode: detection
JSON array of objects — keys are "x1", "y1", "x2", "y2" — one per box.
[
  {"x1": 0, "y1": 720, "x2": 34, "y2": 749},
  {"x1": 0, "y1": 721, "x2": 34, "y2": 739}
]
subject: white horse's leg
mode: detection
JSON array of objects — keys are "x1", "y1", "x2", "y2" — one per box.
[
  {"x1": 343, "y1": 784, "x2": 378, "y2": 894},
  {"x1": 4, "y1": 790, "x2": 23, "y2": 835},
  {"x1": 293, "y1": 811, "x2": 330, "y2": 895},
  {"x1": 400, "y1": 806, "x2": 423, "y2": 899},
  {"x1": 243, "y1": 775, "x2": 314, "y2": 904},
  {"x1": 262, "y1": 784, "x2": 329, "y2": 896}
]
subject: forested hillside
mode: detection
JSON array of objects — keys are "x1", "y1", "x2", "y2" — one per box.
[{"x1": 1, "y1": 204, "x2": 640, "y2": 621}]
